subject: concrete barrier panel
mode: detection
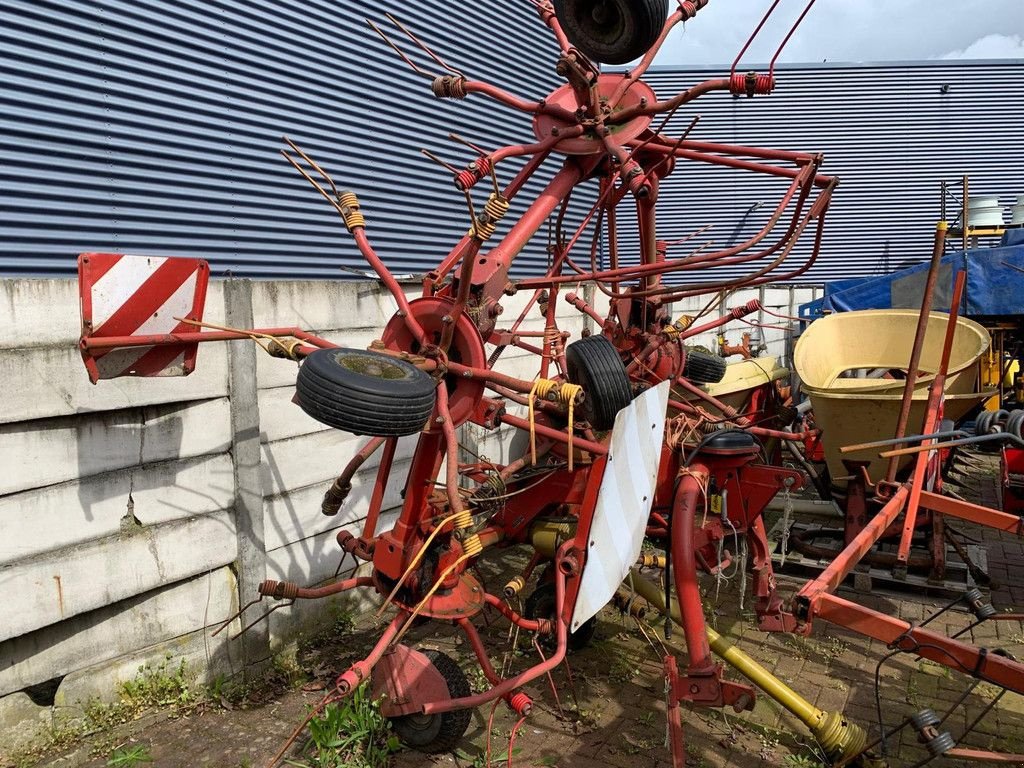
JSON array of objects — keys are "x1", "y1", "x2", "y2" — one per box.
[
  {"x1": 0, "y1": 511, "x2": 238, "y2": 642},
  {"x1": 0, "y1": 453, "x2": 234, "y2": 566},
  {"x1": 0, "y1": 397, "x2": 231, "y2": 496},
  {"x1": 0, "y1": 567, "x2": 237, "y2": 697}
]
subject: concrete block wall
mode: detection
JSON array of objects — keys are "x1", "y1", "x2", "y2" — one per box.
[
  {"x1": 0, "y1": 277, "x2": 240, "y2": 755},
  {"x1": 0, "y1": 275, "x2": 819, "y2": 756},
  {"x1": 0, "y1": 277, "x2": 420, "y2": 756}
]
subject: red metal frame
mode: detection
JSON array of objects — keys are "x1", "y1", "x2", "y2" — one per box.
[
  {"x1": 1002, "y1": 445, "x2": 1024, "y2": 516},
  {"x1": 74, "y1": 4, "x2": 1024, "y2": 766}
]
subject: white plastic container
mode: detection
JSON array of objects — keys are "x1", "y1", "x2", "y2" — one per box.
[
  {"x1": 1011, "y1": 195, "x2": 1024, "y2": 226},
  {"x1": 966, "y1": 195, "x2": 1004, "y2": 228}
]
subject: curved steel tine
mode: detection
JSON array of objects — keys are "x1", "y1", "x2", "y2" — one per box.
[
  {"x1": 731, "y1": 0, "x2": 783, "y2": 76},
  {"x1": 280, "y1": 149, "x2": 346, "y2": 217},
  {"x1": 384, "y1": 12, "x2": 465, "y2": 78},
  {"x1": 211, "y1": 596, "x2": 264, "y2": 638},
  {"x1": 769, "y1": 0, "x2": 818, "y2": 75},
  {"x1": 421, "y1": 149, "x2": 460, "y2": 174},
  {"x1": 283, "y1": 136, "x2": 340, "y2": 199},
  {"x1": 448, "y1": 133, "x2": 489, "y2": 157},
  {"x1": 366, "y1": 19, "x2": 435, "y2": 80},
  {"x1": 232, "y1": 600, "x2": 296, "y2": 640}
]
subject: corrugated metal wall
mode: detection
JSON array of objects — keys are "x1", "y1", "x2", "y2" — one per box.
[
  {"x1": 3, "y1": 8, "x2": 1021, "y2": 283},
  {"x1": 0, "y1": 0, "x2": 589, "y2": 278},
  {"x1": 617, "y1": 60, "x2": 1024, "y2": 282}
]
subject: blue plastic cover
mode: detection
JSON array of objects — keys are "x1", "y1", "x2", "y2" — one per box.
[
  {"x1": 802, "y1": 245, "x2": 1024, "y2": 318},
  {"x1": 1001, "y1": 229, "x2": 1024, "y2": 248}
]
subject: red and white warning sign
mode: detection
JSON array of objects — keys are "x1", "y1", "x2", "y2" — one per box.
[{"x1": 78, "y1": 253, "x2": 210, "y2": 383}]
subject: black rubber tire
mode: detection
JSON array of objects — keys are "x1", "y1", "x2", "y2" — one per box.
[
  {"x1": 295, "y1": 348, "x2": 436, "y2": 436},
  {"x1": 565, "y1": 334, "x2": 633, "y2": 431},
  {"x1": 524, "y1": 583, "x2": 596, "y2": 652},
  {"x1": 553, "y1": 0, "x2": 670, "y2": 65},
  {"x1": 390, "y1": 650, "x2": 472, "y2": 753},
  {"x1": 682, "y1": 348, "x2": 728, "y2": 384}
]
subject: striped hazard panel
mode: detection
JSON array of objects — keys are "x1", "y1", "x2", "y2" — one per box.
[
  {"x1": 78, "y1": 253, "x2": 209, "y2": 384},
  {"x1": 571, "y1": 380, "x2": 670, "y2": 631}
]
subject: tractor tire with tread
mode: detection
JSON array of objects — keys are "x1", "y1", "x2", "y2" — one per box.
[
  {"x1": 553, "y1": 0, "x2": 670, "y2": 65},
  {"x1": 682, "y1": 348, "x2": 728, "y2": 384},
  {"x1": 390, "y1": 650, "x2": 472, "y2": 753},
  {"x1": 566, "y1": 334, "x2": 634, "y2": 431},
  {"x1": 295, "y1": 348, "x2": 436, "y2": 437}
]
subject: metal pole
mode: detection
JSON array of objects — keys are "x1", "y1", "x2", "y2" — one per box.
[
  {"x1": 895, "y1": 269, "x2": 967, "y2": 568},
  {"x1": 884, "y1": 220, "x2": 949, "y2": 484}
]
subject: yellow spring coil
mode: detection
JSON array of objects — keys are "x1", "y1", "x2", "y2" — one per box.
[
  {"x1": 451, "y1": 508, "x2": 482, "y2": 557},
  {"x1": 468, "y1": 193, "x2": 510, "y2": 241},
  {"x1": 338, "y1": 191, "x2": 365, "y2": 232},
  {"x1": 664, "y1": 314, "x2": 695, "y2": 339},
  {"x1": 452, "y1": 508, "x2": 474, "y2": 530},
  {"x1": 485, "y1": 193, "x2": 510, "y2": 220},
  {"x1": 504, "y1": 575, "x2": 526, "y2": 598},
  {"x1": 638, "y1": 553, "x2": 667, "y2": 569},
  {"x1": 470, "y1": 220, "x2": 496, "y2": 241},
  {"x1": 461, "y1": 532, "x2": 483, "y2": 557},
  {"x1": 529, "y1": 379, "x2": 584, "y2": 471}
]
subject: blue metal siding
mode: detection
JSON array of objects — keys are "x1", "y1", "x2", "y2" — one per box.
[
  {"x1": 4, "y1": 8, "x2": 1021, "y2": 284},
  {"x1": 616, "y1": 60, "x2": 1024, "y2": 283},
  {"x1": 0, "y1": 0, "x2": 583, "y2": 277}
]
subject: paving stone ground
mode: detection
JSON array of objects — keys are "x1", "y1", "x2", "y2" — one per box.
[{"x1": 20, "y1": 453, "x2": 1024, "y2": 768}]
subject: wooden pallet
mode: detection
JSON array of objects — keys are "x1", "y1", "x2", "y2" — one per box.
[{"x1": 766, "y1": 518, "x2": 988, "y2": 600}]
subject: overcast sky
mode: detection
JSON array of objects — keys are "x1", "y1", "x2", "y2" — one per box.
[{"x1": 652, "y1": 0, "x2": 1024, "y2": 66}]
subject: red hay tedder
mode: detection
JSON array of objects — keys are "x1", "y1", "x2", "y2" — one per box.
[{"x1": 75, "y1": 2, "x2": 1024, "y2": 766}]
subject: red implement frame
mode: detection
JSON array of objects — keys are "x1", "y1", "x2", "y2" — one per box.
[
  {"x1": 73, "y1": 3, "x2": 1024, "y2": 767},
  {"x1": 794, "y1": 273, "x2": 1024, "y2": 697}
]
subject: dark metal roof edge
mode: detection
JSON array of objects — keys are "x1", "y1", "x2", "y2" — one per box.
[{"x1": 611, "y1": 58, "x2": 1024, "y2": 73}]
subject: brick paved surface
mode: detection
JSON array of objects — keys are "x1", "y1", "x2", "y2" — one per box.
[{"x1": 26, "y1": 452, "x2": 1024, "y2": 768}]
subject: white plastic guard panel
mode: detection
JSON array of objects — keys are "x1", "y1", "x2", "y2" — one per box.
[{"x1": 571, "y1": 380, "x2": 670, "y2": 631}]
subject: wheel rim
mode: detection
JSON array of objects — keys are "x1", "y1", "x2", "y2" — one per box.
[
  {"x1": 584, "y1": 1, "x2": 626, "y2": 45},
  {"x1": 335, "y1": 352, "x2": 408, "y2": 380},
  {"x1": 398, "y1": 713, "x2": 437, "y2": 733}
]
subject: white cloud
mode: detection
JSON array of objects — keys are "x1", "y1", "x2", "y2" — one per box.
[
  {"x1": 940, "y1": 34, "x2": 1024, "y2": 60},
  {"x1": 652, "y1": 0, "x2": 1024, "y2": 66}
]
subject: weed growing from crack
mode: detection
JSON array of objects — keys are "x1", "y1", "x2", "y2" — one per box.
[
  {"x1": 284, "y1": 682, "x2": 400, "y2": 768},
  {"x1": 106, "y1": 744, "x2": 154, "y2": 767}
]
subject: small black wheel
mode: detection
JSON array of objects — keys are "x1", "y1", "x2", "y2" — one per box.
[
  {"x1": 566, "y1": 334, "x2": 633, "y2": 430},
  {"x1": 390, "y1": 650, "x2": 472, "y2": 753},
  {"x1": 524, "y1": 583, "x2": 596, "y2": 651},
  {"x1": 553, "y1": 0, "x2": 670, "y2": 65},
  {"x1": 682, "y1": 348, "x2": 728, "y2": 384},
  {"x1": 295, "y1": 348, "x2": 436, "y2": 436}
]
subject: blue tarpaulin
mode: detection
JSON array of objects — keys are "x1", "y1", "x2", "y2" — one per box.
[{"x1": 803, "y1": 244, "x2": 1024, "y2": 319}]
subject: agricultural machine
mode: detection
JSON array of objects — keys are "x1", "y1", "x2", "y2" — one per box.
[{"x1": 75, "y1": 1, "x2": 1024, "y2": 765}]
